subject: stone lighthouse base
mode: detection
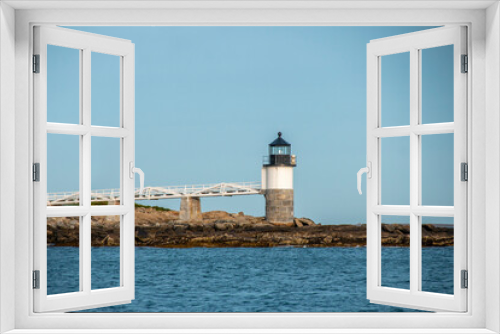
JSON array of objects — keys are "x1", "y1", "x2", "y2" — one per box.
[{"x1": 264, "y1": 189, "x2": 294, "y2": 224}]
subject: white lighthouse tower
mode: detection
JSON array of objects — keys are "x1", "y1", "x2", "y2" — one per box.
[{"x1": 261, "y1": 132, "x2": 297, "y2": 224}]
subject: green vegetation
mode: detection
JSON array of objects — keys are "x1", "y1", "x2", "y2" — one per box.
[
  {"x1": 91, "y1": 201, "x2": 111, "y2": 206},
  {"x1": 54, "y1": 202, "x2": 172, "y2": 212},
  {"x1": 55, "y1": 201, "x2": 113, "y2": 206},
  {"x1": 135, "y1": 203, "x2": 172, "y2": 212}
]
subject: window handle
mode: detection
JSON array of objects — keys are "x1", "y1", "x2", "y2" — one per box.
[
  {"x1": 357, "y1": 162, "x2": 372, "y2": 195},
  {"x1": 129, "y1": 162, "x2": 145, "y2": 195}
]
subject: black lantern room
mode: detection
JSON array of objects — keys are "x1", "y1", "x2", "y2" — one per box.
[{"x1": 264, "y1": 132, "x2": 297, "y2": 167}]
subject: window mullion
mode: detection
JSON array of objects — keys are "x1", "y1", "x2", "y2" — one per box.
[
  {"x1": 82, "y1": 47, "x2": 92, "y2": 293},
  {"x1": 366, "y1": 50, "x2": 380, "y2": 297},
  {"x1": 409, "y1": 47, "x2": 421, "y2": 294},
  {"x1": 82, "y1": 48, "x2": 91, "y2": 206},
  {"x1": 47, "y1": 123, "x2": 89, "y2": 135},
  {"x1": 413, "y1": 123, "x2": 454, "y2": 135},
  {"x1": 121, "y1": 52, "x2": 135, "y2": 291}
]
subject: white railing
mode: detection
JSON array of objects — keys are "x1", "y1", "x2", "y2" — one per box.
[{"x1": 47, "y1": 181, "x2": 262, "y2": 205}]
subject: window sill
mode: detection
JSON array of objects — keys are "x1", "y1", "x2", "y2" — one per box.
[{"x1": 4, "y1": 329, "x2": 497, "y2": 334}]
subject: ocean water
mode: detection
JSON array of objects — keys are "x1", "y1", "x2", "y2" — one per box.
[{"x1": 47, "y1": 246, "x2": 453, "y2": 312}]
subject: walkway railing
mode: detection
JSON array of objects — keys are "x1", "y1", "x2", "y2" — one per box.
[{"x1": 47, "y1": 181, "x2": 262, "y2": 206}]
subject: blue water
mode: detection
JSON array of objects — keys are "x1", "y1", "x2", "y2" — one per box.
[{"x1": 47, "y1": 246, "x2": 453, "y2": 312}]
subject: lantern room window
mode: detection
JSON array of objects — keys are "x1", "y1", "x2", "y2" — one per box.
[{"x1": 270, "y1": 145, "x2": 290, "y2": 155}]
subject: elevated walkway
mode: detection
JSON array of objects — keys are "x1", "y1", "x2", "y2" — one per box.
[
  {"x1": 47, "y1": 181, "x2": 262, "y2": 206},
  {"x1": 47, "y1": 182, "x2": 263, "y2": 221}
]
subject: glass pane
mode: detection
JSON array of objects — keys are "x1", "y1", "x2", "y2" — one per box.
[
  {"x1": 381, "y1": 215, "x2": 410, "y2": 290},
  {"x1": 421, "y1": 133, "x2": 454, "y2": 206},
  {"x1": 421, "y1": 45, "x2": 454, "y2": 124},
  {"x1": 91, "y1": 215, "x2": 120, "y2": 290},
  {"x1": 381, "y1": 136, "x2": 410, "y2": 205},
  {"x1": 47, "y1": 134, "x2": 80, "y2": 206},
  {"x1": 47, "y1": 45, "x2": 80, "y2": 124},
  {"x1": 91, "y1": 137, "x2": 121, "y2": 205},
  {"x1": 47, "y1": 216, "x2": 80, "y2": 295},
  {"x1": 421, "y1": 216, "x2": 454, "y2": 294},
  {"x1": 91, "y1": 52, "x2": 121, "y2": 127},
  {"x1": 381, "y1": 52, "x2": 410, "y2": 127}
]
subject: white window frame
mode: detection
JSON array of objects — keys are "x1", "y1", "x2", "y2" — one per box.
[{"x1": 1, "y1": 1, "x2": 499, "y2": 333}]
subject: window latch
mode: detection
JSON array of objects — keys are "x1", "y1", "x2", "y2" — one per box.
[
  {"x1": 357, "y1": 162, "x2": 372, "y2": 195},
  {"x1": 129, "y1": 162, "x2": 145, "y2": 195}
]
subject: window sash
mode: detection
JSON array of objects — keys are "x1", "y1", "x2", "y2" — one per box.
[
  {"x1": 33, "y1": 25, "x2": 136, "y2": 313},
  {"x1": 366, "y1": 26, "x2": 468, "y2": 312}
]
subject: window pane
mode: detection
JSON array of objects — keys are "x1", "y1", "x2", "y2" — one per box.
[
  {"x1": 47, "y1": 216, "x2": 80, "y2": 295},
  {"x1": 421, "y1": 216, "x2": 454, "y2": 294},
  {"x1": 421, "y1": 134, "x2": 454, "y2": 206},
  {"x1": 47, "y1": 134, "x2": 80, "y2": 206},
  {"x1": 47, "y1": 45, "x2": 80, "y2": 124},
  {"x1": 91, "y1": 52, "x2": 121, "y2": 127},
  {"x1": 91, "y1": 215, "x2": 121, "y2": 290},
  {"x1": 381, "y1": 136, "x2": 410, "y2": 205},
  {"x1": 381, "y1": 215, "x2": 410, "y2": 290},
  {"x1": 91, "y1": 137, "x2": 121, "y2": 205},
  {"x1": 381, "y1": 52, "x2": 410, "y2": 127},
  {"x1": 421, "y1": 45, "x2": 454, "y2": 124}
]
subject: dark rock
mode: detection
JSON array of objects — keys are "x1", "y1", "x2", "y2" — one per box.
[
  {"x1": 46, "y1": 211, "x2": 454, "y2": 248},
  {"x1": 382, "y1": 224, "x2": 397, "y2": 232},
  {"x1": 214, "y1": 223, "x2": 233, "y2": 231},
  {"x1": 294, "y1": 218, "x2": 304, "y2": 227},
  {"x1": 422, "y1": 224, "x2": 437, "y2": 232},
  {"x1": 173, "y1": 224, "x2": 188, "y2": 232},
  {"x1": 188, "y1": 224, "x2": 204, "y2": 232},
  {"x1": 400, "y1": 225, "x2": 410, "y2": 234},
  {"x1": 298, "y1": 218, "x2": 316, "y2": 226},
  {"x1": 136, "y1": 226, "x2": 150, "y2": 238}
]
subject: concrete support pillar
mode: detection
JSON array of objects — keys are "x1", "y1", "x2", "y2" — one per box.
[
  {"x1": 179, "y1": 196, "x2": 202, "y2": 221},
  {"x1": 265, "y1": 189, "x2": 294, "y2": 224}
]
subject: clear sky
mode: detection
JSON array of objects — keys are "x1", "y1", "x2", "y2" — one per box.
[{"x1": 47, "y1": 26, "x2": 454, "y2": 224}]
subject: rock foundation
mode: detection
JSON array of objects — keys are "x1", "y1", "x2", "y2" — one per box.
[{"x1": 46, "y1": 208, "x2": 454, "y2": 248}]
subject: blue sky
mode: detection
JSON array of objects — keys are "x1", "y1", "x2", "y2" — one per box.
[{"x1": 47, "y1": 26, "x2": 454, "y2": 224}]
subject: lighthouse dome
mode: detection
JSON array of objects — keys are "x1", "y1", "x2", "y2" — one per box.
[{"x1": 269, "y1": 132, "x2": 291, "y2": 147}]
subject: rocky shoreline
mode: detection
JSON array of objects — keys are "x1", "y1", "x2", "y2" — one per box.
[{"x1": 47, "y1": 207, "x2": 453, "y2": 248}]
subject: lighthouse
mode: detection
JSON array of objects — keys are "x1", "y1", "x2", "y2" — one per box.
[{"x1": 262, "y1": 132, "x2": 297, "y2": 224}]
